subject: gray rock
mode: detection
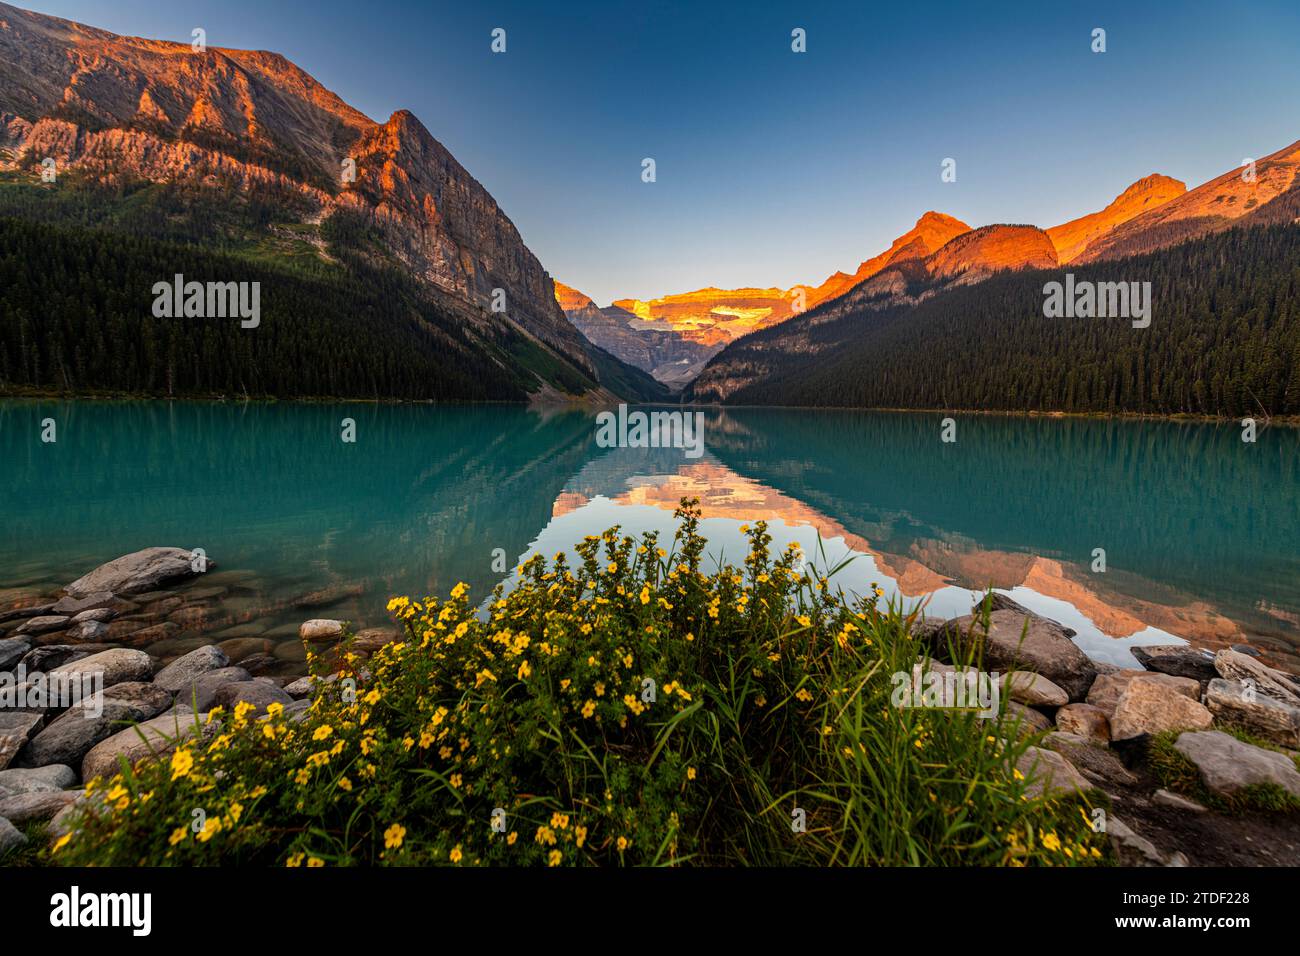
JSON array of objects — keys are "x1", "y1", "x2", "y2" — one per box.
[
  {"x1": 299, "y1": 619, "x2": 345, "y2": 643},
  {"x1": 1003, "y1": 671, "x2": 1069, "y2": 707},
  {"x1": 50, "y1": 648, "x2": 153, "y2": 689},
  {"x1": 1108, "y1": 816, "x2": 1176, "y2": 866},
  {"x1": 1055, "y1": 703, "x2": 1110, "y2": 742},
  {"x1": 65, "y1": 548, "x2": 211, "y2": 599},
  {"x1": 0, "y1": 789, "x2": 79, "y2": 823},
  {"x1": 17, "y1": 645, "x2": 103, "y2": 673},
  {"x1": 1044, "y1": 731, "x2": 1139, "y2": 789},
  {"x1": 1204, "y1": 678, "x2": 1300, "y2": 749},
  {"x1": 1086, "y1": 671, "x2": 1200, "y2": 719},
  {"x1": 0, "y1": 816, "x2": 25, "y2": 857},
  {"x1": 353, "y1": 627, "x2": 400, "y2": 653},
  {"x1": 1213, "y1": 649, "x2": 1300, "y2": 706},
  {"x1": 0, "y1": 764, "x2": 77, "y2": 796},
  {"x1": 71, "y1": 607, "x2": 115, "y2": 624},
  {"x1": 14, "y1": 615, "x2": 71, "y2": 636},
  {"x1": 81, "y1": 707, "x2": 208, "y2": 782},
  {"x1": 0, "y1": 637, "x2": 31, "y2": 670},
  {"x1": 171, "y1": 666, "x2": 252, "y2": 712},
  {"x1": 51, "y1": 591, "x2": 117, "y2": 615},
  {"x1": 1131, "y1": 644, "x2": 1219, "y2": 683},
  {"x1": 152, "y1": 645, "x2": 230, "y2": 693},
  {"x1": 282, "y1": 675, "x2": 318, "y2": 698},
  {"x1": 211, "y1": 680, "x2": 294, "y2": 714},
  {"x1": 1110, "y1": 678, "x2": 1213, "y2": 741},
  {"x1": 0, "y1": 603, "x2": 55, "y2": 623},
  {"x1": 943, "y1": 610, "x2": 1095, "y2": 700},
  {"x1": 66, "y1": 619, "x2": 110, "y2": 643},
  {"x1": 1153, "y1": 788, "x2": 1207, "y2": 812},
  {"x1": 1015, "y1": 746, "x2": 1090, "y2": 797},
  {"x1": 1173, "y1": 729, "x2": 1300, "y2": 800},
  {"x1": 20, "y1": 682, "x2": 173, "y2": 768},
  {"x1": 999, "y1": 700, "x2": 1053, "y2": 739},
  {"x1": 0, "y1": 712, "x2": 43, "y2": 770}
]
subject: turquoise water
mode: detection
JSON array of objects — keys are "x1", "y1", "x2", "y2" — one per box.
[{"x1": 2, "y1": 400, "x2": 1298, "y2": 669}]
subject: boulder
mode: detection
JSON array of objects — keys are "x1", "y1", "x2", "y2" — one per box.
[
  {"x1": 65, "y1": 548, "x2": 210, "y2": 598},
  {"x1": 171, "y1": 666, "x2": 252, "y2": 712},
  {"x1": 51, "y1": 591, "x2": 116, "y2": 616},
  {"x1": 1000, "y1": 701, "x2": 1053, "y2": 739},
  {"x1": 1086, "y1": 671, "x2": 1199, "y2": 719},
  {"x1": 1055, "y1": 703, "x2": 1110, "y2": 743},
  {"x1": 299, "y1": 619, "x2": 345, "y2": 643},
  {"x1": 14, "y1": 615, "x2": 70, "y2": 636},
  {"x1": 1043, "y1": 732, "x2": 1138, "y2": 790},
  {"x1": 0, "y1": 602, "x2": 54, "y2": 623},
  {"x1": 1173, "y1": 730, "x2": 1300, "y2": 800},
  {"x1": 353, "y1": 627, "x2": 400, "y2": 653},
  {"x1": 1152, "y1": 789, "x2": 1207, "y2": 813},
  {"x1": 50, "y1": 648, "x2": 153, "y2": 689},
  {"x1": 0, "y1": 789, "x2": 79, "y2": 824},
  {"x1": 1003, "y1": 671, "x2": 1069, "y2": 707},
  {"x1": 152, "y1": 645, "x2": 230, "y2": 693},
  {"x1": 1204, "y1": 678, "x2": 1300, "y2": 749},
  {"x1": 1110, "y1": 678, "x2": 1213, "y2": 741},
  {"x1": 71, "y1": 607, "x2": 115, "y2": 624},
  {"x1": 211, "y1": 680, "x2": 294, "y2": 714},
  {"x1": 1131, "y1": 644, "x2": 1218, "y2": 683},
  {"x1": 1107, "y1": 816, "x2": 1179, "y2": 867},
  {"x1": 0, "y1": 816, "x2": 25, "y2": 857},
  {"x1": 1213, "y1": 649, "x2": 1300, "y2": 706},
  {"x1": 0, "y1": 764, "x2": 77, "y2": 796},
  {"x1": 1015, "y1": 746, "x2": 1090, "y2": 797},
  {"x1": 0, "y1": 712, "x2": 43, "y2": 770},
  {"x1": 293, "y1": 583, "x2": 364, "y2": 609},
  {"x1": 81, "y1": 707, "x2": 208, "y2": 782},
  {"x1": 20, "y1": 682, "x2": 173, "y2": 768},
  {"x1": 234, "y1": 653, "x2": 280, "y2": 676},
  {"x1": 0, "y1": 637, "x2": 31, "y2": 671},
  {"x1": 216, "y1": 637, "x2": 273, "y2": 663},
  {"x1": 66, "y1": 619, "x2": 109, "y2": 643},
  {"x1": 113, "y1": 622, "x2": 180, "y2": 647},
  {"x1": 943, "y1": 610, "x2": 1095, "y2": 700},
  {"x1": 17, "y1": 645, "x2": 104, "y2": 673}
]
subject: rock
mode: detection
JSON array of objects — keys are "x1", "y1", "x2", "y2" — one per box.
[
  {"x1": 152, "y1": 645, "x2": 230, "y2": 692},
  {"x1": 1055, "y1": 703, "x2": 1111, "y2": 743},
  {"x1": 0, "y1": 764, "x2": 77, "y2": 796},
  {"x1": 999, "y1": 701, "x2": 1053, "y2": 739},
  {"x1": 943, "y1": 610, "x2": 1095, "y2": 700},
  {"x1": 66, "y1": 619, "x2": 109, "y2": 642},
  {"x1": 0, "y1": 789, "x2": 79, "y2": 823},
  {"x1": 272, "y1": 641, "x2": 308, "y2": 663},
  {"x1": 0, "y1": 816, "x2": 25, "y2": 857},
  {"x1": 1213, "y1": 649, "x2": 1300, "y2": 706},
  {"x1": 235, "y1": 653, "x2": 280, "y2": 676},
  {"x1": 1230, "y1": 644, "x2": 1261, "y2": 657},
  {"x1": 51, "y1": 591, "x2": 116, "y2": 616},
  {"x1": 1086, "y1": 671, "x2": 1200, "y2": 719},
  {"x1": 0, "y1": 602, "x2": 55, "y2": 623},
  {"x1": 1153, "y1": 788, "x2": 1207, "y2": 812},
  {"x1": 71, "y1": 607, "x2": 115, "y2": 624},
  {"x1": 1110, "y1": 678, "x2": 1214, "y2": 741},
  {"x1": 1131, "y1": 644, "x2": 1218, "y2": 683},
  {"x1": 1044, "y1": 732, "x2": 1139, "y2": 789},
  {"x1": 1015, "y1": 745, "x2": 1090, "y2": 797},
  {"x1": 211, "y1": 680, "x2": 294, "y2": 714},
  {"x1": 0, "y1": 712, "x2": 43, "y2": 770},
  {"x1": 283, "y1": 698, "x2": 312, "y2": 721},
  {"x1": 1173, "y1": 730, "x2": 1300, "y2": 800},
  {"x1": 1204, "y1": 678, "x2": 1300, "y2": 748},
  {"x1": 180, "y1": 586, "x2": 230, "y2": 601},
  {"x1": 293, "y1": 583, "x2": 364, "y2": 609},
  {"x1": 50, "y1": 648, "x2": 153, "y2": 689},
  {"x1": 17, "y1": 645, "x2": 104, "y2": 673},
  {"x1": 0, "y1": 637, "x2": 31, "y2": 670},
  {"x1": 14, "y1": 615, "x2": 70, "y2": 636},
  {"x1": 141, "y1": 596, "x2": 187, "y2": 617},
  {"x1": 167, "y1": 606, "x2": 233, "y2": 631},
  {"x1": 353, "y1": 627, "x2": 400, "y2": 653},
  {"x1": 20, "y1": 682, "x2": 173, "y2": 768},
  {"x1": 1003, "y1": 671, "x2": 1069, "y2": 707},
  {"x1": 970, "y1": 592, "x2": 1054, "y2": 620},
  {"x1": 172, "y1": 666, "x2": 252, "y2": 712},
  {"x1": 283, "y1": 675, "x2": 318, "y2": 698},
  {"x1": 113, "y1": 622, "x2": 179, "y2": 647},
  {"x1": 1108, "y1": 816, "x2": 1174, "y2": 867},
  {"x1": 299, "y1": 619, "x2": 345, "y2": 643},
  {"x1": 65, "y1": 548, "x2": 210, "y2": 598},
  {"x1": 81, "y1": 708, "x2": 208, "y2": 782},
  {"x1": 216, "y1": 637, "x2": 273, "y2": 662},
  {"x1": 263, "y1": 622, "x2": 302, "y2": 639}
]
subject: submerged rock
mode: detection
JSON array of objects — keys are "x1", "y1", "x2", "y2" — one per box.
[{"x1": 64, "y1": 547, "x2": 211, "y2": 598}]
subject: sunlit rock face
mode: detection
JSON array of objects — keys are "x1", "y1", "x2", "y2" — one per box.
[
  {"x1": 0, "y1": 1, "x2": 594, "y2": 377},
  {"x1": 1047, "y1": 174, "x2": 1186, "y2": 263}
]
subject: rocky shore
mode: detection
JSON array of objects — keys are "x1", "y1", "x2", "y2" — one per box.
[{"x1": 1, "y1": 549, "x2": 1298, "y2": 865}]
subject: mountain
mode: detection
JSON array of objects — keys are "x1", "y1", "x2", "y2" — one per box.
[
  {"x1": 554, "y1": 281, "x2": 720, "y2": 389},
  {"x1": 690, "y1": 223, "x2": 1058, "y2": 400},
  {"x1": 0, "y1": 1, "x2": 646, "y2": 402},
  {"x1": 806, "y1": 211, "x2": 971, "y2": 305},
  {"x1": 1047, "y1": 174, "x2": 1186, "y2": 263},
  {"x1": 1077, "y1": 140, "x2": 1300, "y2": 262}
]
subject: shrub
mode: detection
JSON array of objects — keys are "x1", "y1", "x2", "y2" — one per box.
[{"x1": 51, "y1": 499, "x2": 1106, "y2": 866}]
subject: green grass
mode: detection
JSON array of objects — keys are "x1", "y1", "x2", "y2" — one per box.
[{"x1": 1148, "y1": 727, "x2": 1300, "y2": 814}]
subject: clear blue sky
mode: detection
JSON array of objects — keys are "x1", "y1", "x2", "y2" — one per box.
[{"x1": 21, "y1": 0, "x2": 1300, "y2": 304}]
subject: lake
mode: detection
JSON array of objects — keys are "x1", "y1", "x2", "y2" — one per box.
[{"x1": 2, "y1": 400, "x2": 1298, "y2": 671}]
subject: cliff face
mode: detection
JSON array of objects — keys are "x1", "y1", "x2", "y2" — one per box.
[
  {"x1": 1047, "y1": 174, "x2": 1186, "y2": 263},
  {"x1": 0, "y1": 1, "x2": 594, "y2": 379},
  {"x1": 807, "y1": 211, "x2": 971, "y2": 305}
]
